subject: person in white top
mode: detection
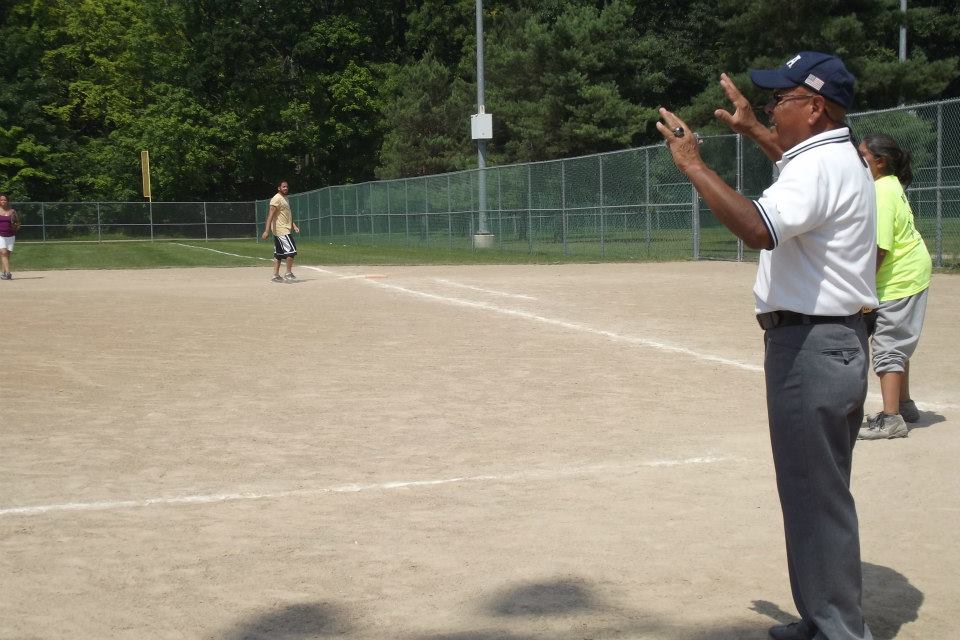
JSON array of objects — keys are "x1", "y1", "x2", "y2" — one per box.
[
  {"x1": 0, "y1": 193, "x2": 18, "y2": 280},
  {"x1": 657, "y1": 52, "x2": 877, "y2": 640}
]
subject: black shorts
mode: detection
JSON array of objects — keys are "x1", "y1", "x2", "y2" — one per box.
[{"x1": 273, "y1": 234, "x2": 297, "y2": 259}]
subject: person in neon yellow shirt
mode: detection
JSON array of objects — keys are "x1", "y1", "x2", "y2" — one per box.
[{"x1": 857, "y1": 134, "x2": 932, "y2": 440}]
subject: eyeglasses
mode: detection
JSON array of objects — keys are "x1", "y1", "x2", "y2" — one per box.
[{"x1": 765, "y1": 91, "x2": 816, "y2": 111}]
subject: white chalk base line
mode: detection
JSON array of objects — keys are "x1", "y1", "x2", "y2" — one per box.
[{"x1": 0, "y1": 457, "x2": 726, "y2": 517}]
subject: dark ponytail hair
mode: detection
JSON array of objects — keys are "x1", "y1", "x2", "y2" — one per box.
[{"x1": 862, "y1": 134, "x2": 913, "y2": 188}]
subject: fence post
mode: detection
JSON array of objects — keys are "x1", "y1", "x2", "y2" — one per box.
[
  {"x1": 41, "y1": 202, "x2": 46, "y2": 242},
  {"x1": 149, "y1": 200, "x2": 154, "y2": 241},
  {"x1": 96, "y1": 202, "x2": 102, "y2": 243},
  {"x1": 599, "y1": 155, "x2": 605, "y2": 259},
  {"x1": 935, "y1": 102, "x2": 944, "y2": 268},
  {"x1": 203, "y1": 201, "x2": 209, "y2": 241},
  {"x1": 692, "y1": 184, "x2": 700, "y2": 260},
  {"x1": 497, "y1": 168, "x2": 503, "y2": 250},
  {"x1": 425, "y1": 178, "x2": 431, "y2": 246},
  {"x1": 527, "y1": 164, "x2": 533, "y2": 254},
  {"x1": 736, "y1": 134, "x2": 744, "y2": 262},
  {"x1": 404, "y1": 179, "x2": 410, "y2": 245},
  {"x1": 561, "y1": 161, "x2": 568, "y2": 256},
  {"x1": 369, "y1": 185, "x2": 374, "y2": 245},
  {"x1": 470, "y1": 171, "x2": 476, "y2": 250},
  {"x1": 386, "y1": 183, "x2": 392, "y2": 241},
  {"x1": 644, "y1": 148, "x2": 651, "y2": 252},
  {"x1": 447, "y1": 175, "x2": 453, "y2": 250}
]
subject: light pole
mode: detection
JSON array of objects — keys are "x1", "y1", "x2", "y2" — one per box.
[
  {"x1": 471, "y1": 0, "x2": 494, "y2": 247},
  {"x1": 899, "y1": 0, "x2": 907, "y2": 62}
]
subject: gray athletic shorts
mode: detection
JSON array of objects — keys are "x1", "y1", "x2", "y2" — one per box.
[{"x1": 871, "y1": 287, "x2": 928, "y2": 374}]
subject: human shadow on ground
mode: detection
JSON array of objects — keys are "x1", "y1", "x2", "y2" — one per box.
[
  {"x1": 751, "y1": 562, "x2": 922, "y2": 640},
  {"x1": 487, "y1": 578, "x2": 597, "y2": 616},
  {"x1": 862, "y1": 562, "x2": 923, "y2": 639},
  {"x1": 750, "y1": 598, "x2": 797, "y2": 626},
  {"x1": 412, "y1": 577, "x2": 776, "y2": 640},
  {"x1": 902, "y1": 410, "x2": 945, "y2": 430},
  {"x1": 219, "y1": 601, "x2": 353, "y2": 640},
  {"x1": 215, "y1": 565, "x2": 922, "y2": 640}
]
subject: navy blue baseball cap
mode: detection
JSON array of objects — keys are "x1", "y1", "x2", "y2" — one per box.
[{"x1": 749, "y1": 51, "x2": 855, "y2": 110}]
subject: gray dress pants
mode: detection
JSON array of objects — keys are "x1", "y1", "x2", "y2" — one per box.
[{"x1": 763, "y1": 319, "x2": 874, "y2": 640}]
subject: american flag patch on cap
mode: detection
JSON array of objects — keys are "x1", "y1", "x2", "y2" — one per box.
[{"x1": 804, "y1": 74, "x2": 825, "y2": 90}]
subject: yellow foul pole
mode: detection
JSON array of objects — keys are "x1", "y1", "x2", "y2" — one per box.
[{"x1": 140, "y1": 150, "x2": 152, "y2": 202}]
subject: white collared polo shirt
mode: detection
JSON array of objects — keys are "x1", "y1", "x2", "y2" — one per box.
[{"x1": 752, "y1": 128, "x2": 878, "y2": 315}]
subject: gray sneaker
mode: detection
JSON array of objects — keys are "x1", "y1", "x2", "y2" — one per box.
[
  {"x1": 271, "y1": 275, "x2": 284, "y2": 283},
  {"x1": 0, "y1": 272, "x2": 10, "y2": 280},
  {"x1": 858, "y1": 412, "x2": 909, "y2": 440},
  {"x1": 283, "y1": 272, "x2": 296, "y2": 281},
  {"x1": 899, "y1": 399, "x2": 920, "y2": 423}
]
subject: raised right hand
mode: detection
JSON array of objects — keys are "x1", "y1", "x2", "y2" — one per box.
[
  {"x1": 713, "y1": 73, "x2": 763, "y2": 136},
  {"x1": 713, "y1": 73, "x2": 783, "y2": 161}
]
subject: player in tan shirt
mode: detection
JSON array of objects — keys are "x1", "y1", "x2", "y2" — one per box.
[{"x1": 261, "y1": 180, "x2": 301, "y2": 282}]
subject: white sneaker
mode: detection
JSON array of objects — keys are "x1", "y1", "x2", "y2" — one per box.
[
  {"x1": 858, "y1": 412, "x2": 909, "y2": 440},
  {"x1": 283, "y1": 272, "x2": 296, "y2": 281}
]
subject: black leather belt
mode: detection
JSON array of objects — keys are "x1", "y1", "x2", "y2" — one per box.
[{"x1": 756, "y1": 310, "x2": 862, "y2": 330}]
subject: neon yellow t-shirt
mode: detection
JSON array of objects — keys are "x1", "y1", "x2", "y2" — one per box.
[{"x1": 874, "y1": 175, "x2": 931, "y2": 301}]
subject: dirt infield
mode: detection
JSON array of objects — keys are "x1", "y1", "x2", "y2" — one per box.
[{"x1": 2, "y1": 262, "x2": 957, "y2": 639}]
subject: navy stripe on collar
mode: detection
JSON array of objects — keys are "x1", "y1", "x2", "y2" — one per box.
[{"x1": 782, "y1": 130, "x2": 851, "y2": 160}]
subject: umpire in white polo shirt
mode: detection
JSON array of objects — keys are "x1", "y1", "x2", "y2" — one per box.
[{"x1": 657, "y1": 52, "x2": 878, "y2": 640}]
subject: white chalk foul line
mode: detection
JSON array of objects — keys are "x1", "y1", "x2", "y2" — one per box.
[
  {"x1": 432, "y1": 278, "x2": 537, "y2": 300},
  {"x1": 0, "y1": 457, "x2": 725, "y2": 517},
  {"x1": 302, "y1": 265, "x2": 960, "y2": 411},
  {"x1": 173, "y1": 242, "x2": 272, "y2": 261},
  {"x1": 174, "y1": 245, "x2": 749, "y2": 370},
  {"x1": 172, "y1": 250, "x2": 959, "y2": 409},
  {"x1": 337, "y1": 272, "x2": 762, "y2": 373}
]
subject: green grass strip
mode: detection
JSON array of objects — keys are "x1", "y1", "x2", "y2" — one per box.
[{"x1": 12, "y1": 238, "x2": 703, "y2": 271}]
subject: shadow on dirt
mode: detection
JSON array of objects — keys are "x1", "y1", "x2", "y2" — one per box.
[
  {"x1": 413, "y1": 576, "x2": 769, "y2": 640},
  {"x1": 219, "y1": 601, "x2": 353, "y2": 640},
  {"x1": 216, "y1": 563, "x2": 921, "y2": 640},
  {"x1": 899, "y1": 410, "x2": 946, "y2": 430},
  {"x1": 751, "y1": 562, "x2": 922, "y2": 640},
  {"x1": 487, "y1": 578, "x2": 596, "y2": 616},
  {"x1": 862, "y1": 562, "x2": 923, "y2": 639}
]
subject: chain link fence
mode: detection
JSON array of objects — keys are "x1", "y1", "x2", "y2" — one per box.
[
  {"x1": 12, "y1": 98, "x2": 959, "y2": 268},
  {"x1": 262, "y1": 97, "x2": 958, "y2": 268},
  {"x1": 847, "y1": 99, "x2": 960, "y2": 269},
  {"x1": 11, "y1": 201, "x2": 257, "y2": 242},
  {"x1": 260, "y1": 139, "x2": 772, "y2": 262}
]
